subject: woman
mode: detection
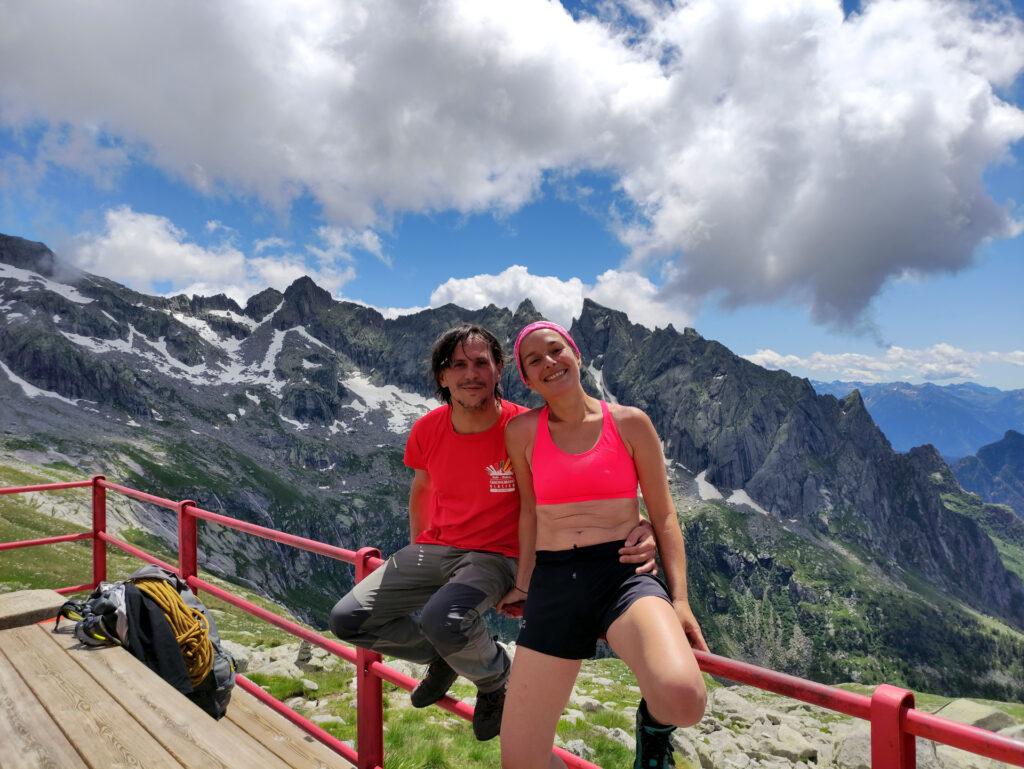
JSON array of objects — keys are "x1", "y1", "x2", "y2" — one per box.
[{"x1": 497, "y1": 321, "x2": 708, "y2": 769}]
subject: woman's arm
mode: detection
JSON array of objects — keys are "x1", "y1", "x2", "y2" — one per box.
[
  {"x1": 619, "y1": 407, "x2": 709, "y2": 652},
  {"x1": 497, "y1": 413, "x2": 538, "y2": 616}
]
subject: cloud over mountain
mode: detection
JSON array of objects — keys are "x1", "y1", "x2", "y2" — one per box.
[
  {"x1": 69, "y1": 207, "x2": 356, "y2": 304},
  {"x1": 746, "y1": 343, "x2": 1024, "y2": 382},
  {"x1": 429, "y1": 264, "x2": 692, "y2": 330},
  {"x1": 2, "y1": 0, "x2": 1022, "y2": 325}
]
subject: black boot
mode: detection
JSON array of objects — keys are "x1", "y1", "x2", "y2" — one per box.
[
  {"x1": 634, "y1": 699, "x2": 676, "y2": 768},
  {"x1": 410, "y1": 657, "x2": 459, "y2": 708},
  {"x1": 471, "y1": 683, "x2": 506, "y2": 741}
]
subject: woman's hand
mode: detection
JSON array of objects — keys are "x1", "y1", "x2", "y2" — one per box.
[
  {"x1": 673, "y1": 599, "x2": 709, "y2": 652},
  {"x1": 496, "y1": 586, "x2": 528, "y2": 618},
  {"x1": 619, "y1": 518, "x2": 659, "y2": 575}
]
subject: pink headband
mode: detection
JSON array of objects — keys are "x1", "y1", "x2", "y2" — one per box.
[{"x1": 513, "y1": 321, "x2": 581, "y2": 385}]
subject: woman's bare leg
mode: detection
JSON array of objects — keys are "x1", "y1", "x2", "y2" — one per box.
[
  {"x1": 500, "y1": 646, "x2": 582, "y2": 769},
  {"x1": 605, "y1": 596, "x2": 706, "y2": 727}
]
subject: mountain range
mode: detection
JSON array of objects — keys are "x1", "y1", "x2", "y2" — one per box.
[
  {"x1": 812, "y1": 380, "x2": 1024, "y2": 460},
  {"x1": 2, "y1": 232, "x2": 1024, "y2": 700}
]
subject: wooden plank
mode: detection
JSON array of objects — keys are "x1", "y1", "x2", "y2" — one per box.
[
  {"x1": 46, "y1": 625, "x2": 294, "y2": 769},
  {"x1": 1, "y1": 625, "x2": 183, "y2": 769},
  {"x1": 0, "y1": 649, "x2": 88, "y2": 769},
  {"x1": 0, "y1": 589, "x2": 67, "y2": 630},
  {"x1": 226, "y1": 686, "x2": 351, "y2": 769}
]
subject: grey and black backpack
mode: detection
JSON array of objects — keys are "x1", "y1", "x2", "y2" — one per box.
[{"x1": 56, "y1": 564, "x2": 236, "y2": 719}]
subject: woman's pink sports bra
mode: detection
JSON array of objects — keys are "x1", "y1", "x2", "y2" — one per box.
[{"x1": 531, "y1": 400, "x2": 639, "y2": 505}]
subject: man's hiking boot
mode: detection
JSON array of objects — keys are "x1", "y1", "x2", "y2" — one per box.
[
  {"x1": 634, "y1": 699, "x2": 676, "y2": 768},
  {"x1": 471, "y1": 683, "x2": 506, "y2": 741},
  {"x1": 410, "y1": 658, "x2": 459, "y2": 708}
]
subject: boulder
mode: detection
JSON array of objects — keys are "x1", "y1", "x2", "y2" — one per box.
[
  {"x1": 999, "y1": 723, "x2": 1024, "y2": 742},
  {"x1": 709, "y1": 686, "x2": 758, "y2": 722},
  {"x1": 695, "y1": 729, "x2": 747, "y2": 769},
  {"x1": 570, "y1": 694, "x2": 604, "y2": 713},
  {"x1": 765, "y1": 723, "x2": 817, "y2": 763},
  {"x1": 310, "y1": 714, "x2": 345, "y2": 726},
  {"x1": 561, "y1": 709, "x2": 586, "y2": 725},
  {"x1": 833, "y1": 723, "x2": 946, "y2": 769},
  {"x1": 560, "y1": 739, "x2": 596, "y2": 762},
  {"x1": 221, "y1": 640, "x2": 251, "y2": 673},
  {"x1": 671, "y1": 733, "x2": 702, "y2": 768},
  {"x1": 933, "y1": 700, "x2": 1015, "y2": 733},
  {"x1": 593, "y1": 726, "x2": 634, "y2": 750},
  {"x1": 934, "y1": 746, "x2": 1002, "y2": 769}
]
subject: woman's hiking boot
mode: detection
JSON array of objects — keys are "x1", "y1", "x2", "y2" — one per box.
[
  {"x1": 410, "y1": 658, "x2": 459, "y2": 708},
  {"x1": 634, "y1": 699, "x2": 676, "y2": 768},
  {"x1": 471, "y1": 683, "x2": 506, "y2": 741}
]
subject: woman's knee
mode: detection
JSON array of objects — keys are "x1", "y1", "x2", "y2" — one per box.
[{"x1": 646, "y1": 674, "x2": 707, "y2": 728}]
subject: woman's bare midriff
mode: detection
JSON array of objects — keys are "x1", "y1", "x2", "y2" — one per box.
[{"x1": 534, "y1": 497, "x2": 640, "y2": 551}]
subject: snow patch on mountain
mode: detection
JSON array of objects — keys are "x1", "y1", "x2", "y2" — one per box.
[
  {"x1": 292, "y1": 326, "x2": 332, "y2": 351},
  {"x1": 727, "y1": 489, "x2": 770, "y2": 516},
  {"x1": 342, "y1": 373, "x2": 436, "y2": 432},
  {"x1": 279, "y1": 415, "x2": 309, "y2": 431},
  {"x1": 207, "y1": 309, "x2": 257, "y2": 330},
  {"x1": 0, "y1": 263, "x2": 93, "y2": 304},
  {"x1": 259, "y1": 329, "x2": 288, "y2": 375},
  {"x1": 169, "y1": 311, "x2": 223, "y2": 346},
  {"x1": 0, "y1": 359, "x2": 81, "y2": 405},
  {"x1": 695, "y1": 470, "x2": 723, "y2": 500},
  {"x1": 587, "y1": 363, "x2": 618, "y2": 404}
]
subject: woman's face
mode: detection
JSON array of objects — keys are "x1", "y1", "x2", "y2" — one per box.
[{"x1": 518, "y1": 328, "x2": 581, "y2": 396}]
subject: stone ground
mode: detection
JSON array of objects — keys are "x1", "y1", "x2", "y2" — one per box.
[{"x1": 226, "y1": 639, "x2": 1024, "y2": 768}]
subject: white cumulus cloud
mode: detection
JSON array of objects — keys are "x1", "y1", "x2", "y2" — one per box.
[
  {"x1": 1, "y1": 0, "x2": 1022, "y2": 326},
  {"x1": 429, "y1": 264, "x2": 692, "y2": 330},
  {"x1": 67, "y1": 207, "x2": 356, "y2": 305},
  {"x1": 744, "y1": 344, "x2": 1024, "y2": 382}
]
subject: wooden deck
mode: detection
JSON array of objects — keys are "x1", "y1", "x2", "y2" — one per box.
[{"x1": 0, "y1": 622, "x2": 352, "y2": 769}]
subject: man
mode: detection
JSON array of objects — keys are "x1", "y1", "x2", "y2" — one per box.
[{"x1": 330, "y1": 324, "x2": 656, "y2": 741}]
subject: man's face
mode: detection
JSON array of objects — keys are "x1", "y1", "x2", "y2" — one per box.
[{"x1": 438, "y1": 336, "x2": 502, "y2": 412}]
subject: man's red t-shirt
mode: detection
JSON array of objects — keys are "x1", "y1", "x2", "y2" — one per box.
[{"x1": 404, "y1": 399, "x2": 528, "y2": 558}]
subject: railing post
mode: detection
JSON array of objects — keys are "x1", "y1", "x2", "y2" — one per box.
[
  {"x1": 178, "y1": 500, "x2": 198, "y2": 590},
  {"x1": 871, "y1": 684, "x2": 916, "y2": 769},
  {"x1": 355, "y1": 546, "x2": 384, "y2": 769},
  {"x1": 91, "y1": 475, "x2": 106, "y2": 587}
]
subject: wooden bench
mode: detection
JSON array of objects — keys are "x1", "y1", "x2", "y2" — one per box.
[
  {"x1": 0, "y1": 622, "x2": 351, "y2": 768},
  {"x1": 0, "y1": 588, "x2": 67, "y2": 630}
]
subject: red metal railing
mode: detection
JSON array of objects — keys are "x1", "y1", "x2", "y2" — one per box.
[{"x1": 2, "y1": 476, "x2": 1023, "y2": 769}]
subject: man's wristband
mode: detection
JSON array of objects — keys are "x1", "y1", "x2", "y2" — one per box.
[{"x1": 513, "y1": 585, "x2": 528, "y2": 595}]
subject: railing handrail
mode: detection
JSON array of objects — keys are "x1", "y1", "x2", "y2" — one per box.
[{"x1": 1, "y1": 476, "x2": 1022, "y2": 769}]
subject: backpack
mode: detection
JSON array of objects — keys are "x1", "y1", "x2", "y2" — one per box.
[{"x1": 56, "y1": 565, "x2": 236, "y2": 719}]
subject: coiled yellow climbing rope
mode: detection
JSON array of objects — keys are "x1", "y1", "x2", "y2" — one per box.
[{"x1": 134, "y1": 578, "x2": 213, "y2": 687}]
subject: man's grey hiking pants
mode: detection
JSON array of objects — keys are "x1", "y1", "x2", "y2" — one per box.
[{"x1": 329, "y1": 543, "x2": 516, "y2": 694}]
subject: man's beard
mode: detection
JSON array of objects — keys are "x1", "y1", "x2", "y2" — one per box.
[{"x1": 453, "y1": 390, "x2": 494, "y2": 411}]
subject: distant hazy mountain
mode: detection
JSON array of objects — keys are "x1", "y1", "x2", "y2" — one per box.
[
  {"x1": 812, "y1": 380, "x2": 1024, "y2": 459},
  {"x1": 954, "y1": 430, "x2": 1024, "y2": 518},
  {"x1": 3, "y1": 232, "x2": 1024, "y2": 699}
]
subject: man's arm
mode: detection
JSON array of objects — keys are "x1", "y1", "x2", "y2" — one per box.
[
  {"x1": 497, "y1": 414, "x2": 537, "y2": 617},
  {"x1": 408, "y1": 469, "x2": 432, "y2": 545}
]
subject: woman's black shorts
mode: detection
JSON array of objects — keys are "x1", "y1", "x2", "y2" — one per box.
[{"x1": 516, "y1": 539, "x2": 672, "y2": 660}]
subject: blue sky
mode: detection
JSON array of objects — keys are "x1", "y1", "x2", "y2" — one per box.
[{"x1": 1, "y1": 0, "x2": 1022, "y2": 388}]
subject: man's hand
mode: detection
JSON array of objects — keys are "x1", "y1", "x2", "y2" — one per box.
[
  {"x1": 619, "y1": 518, "x2": 659, "y2": 575},
  {"x1": 673, "y1": 599, "x2": 709, "y2": 652},
  {"x1": 496, "y1": 586, "x2": 527, "y2": 618}
]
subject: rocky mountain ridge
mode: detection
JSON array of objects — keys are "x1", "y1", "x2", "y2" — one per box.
[
  {"x1": 954, "y1": 430, "x2": 1024, "y2": 519},
  {"x1": 2, "y1": 233, "x2": 1024, "y2": 699}
]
